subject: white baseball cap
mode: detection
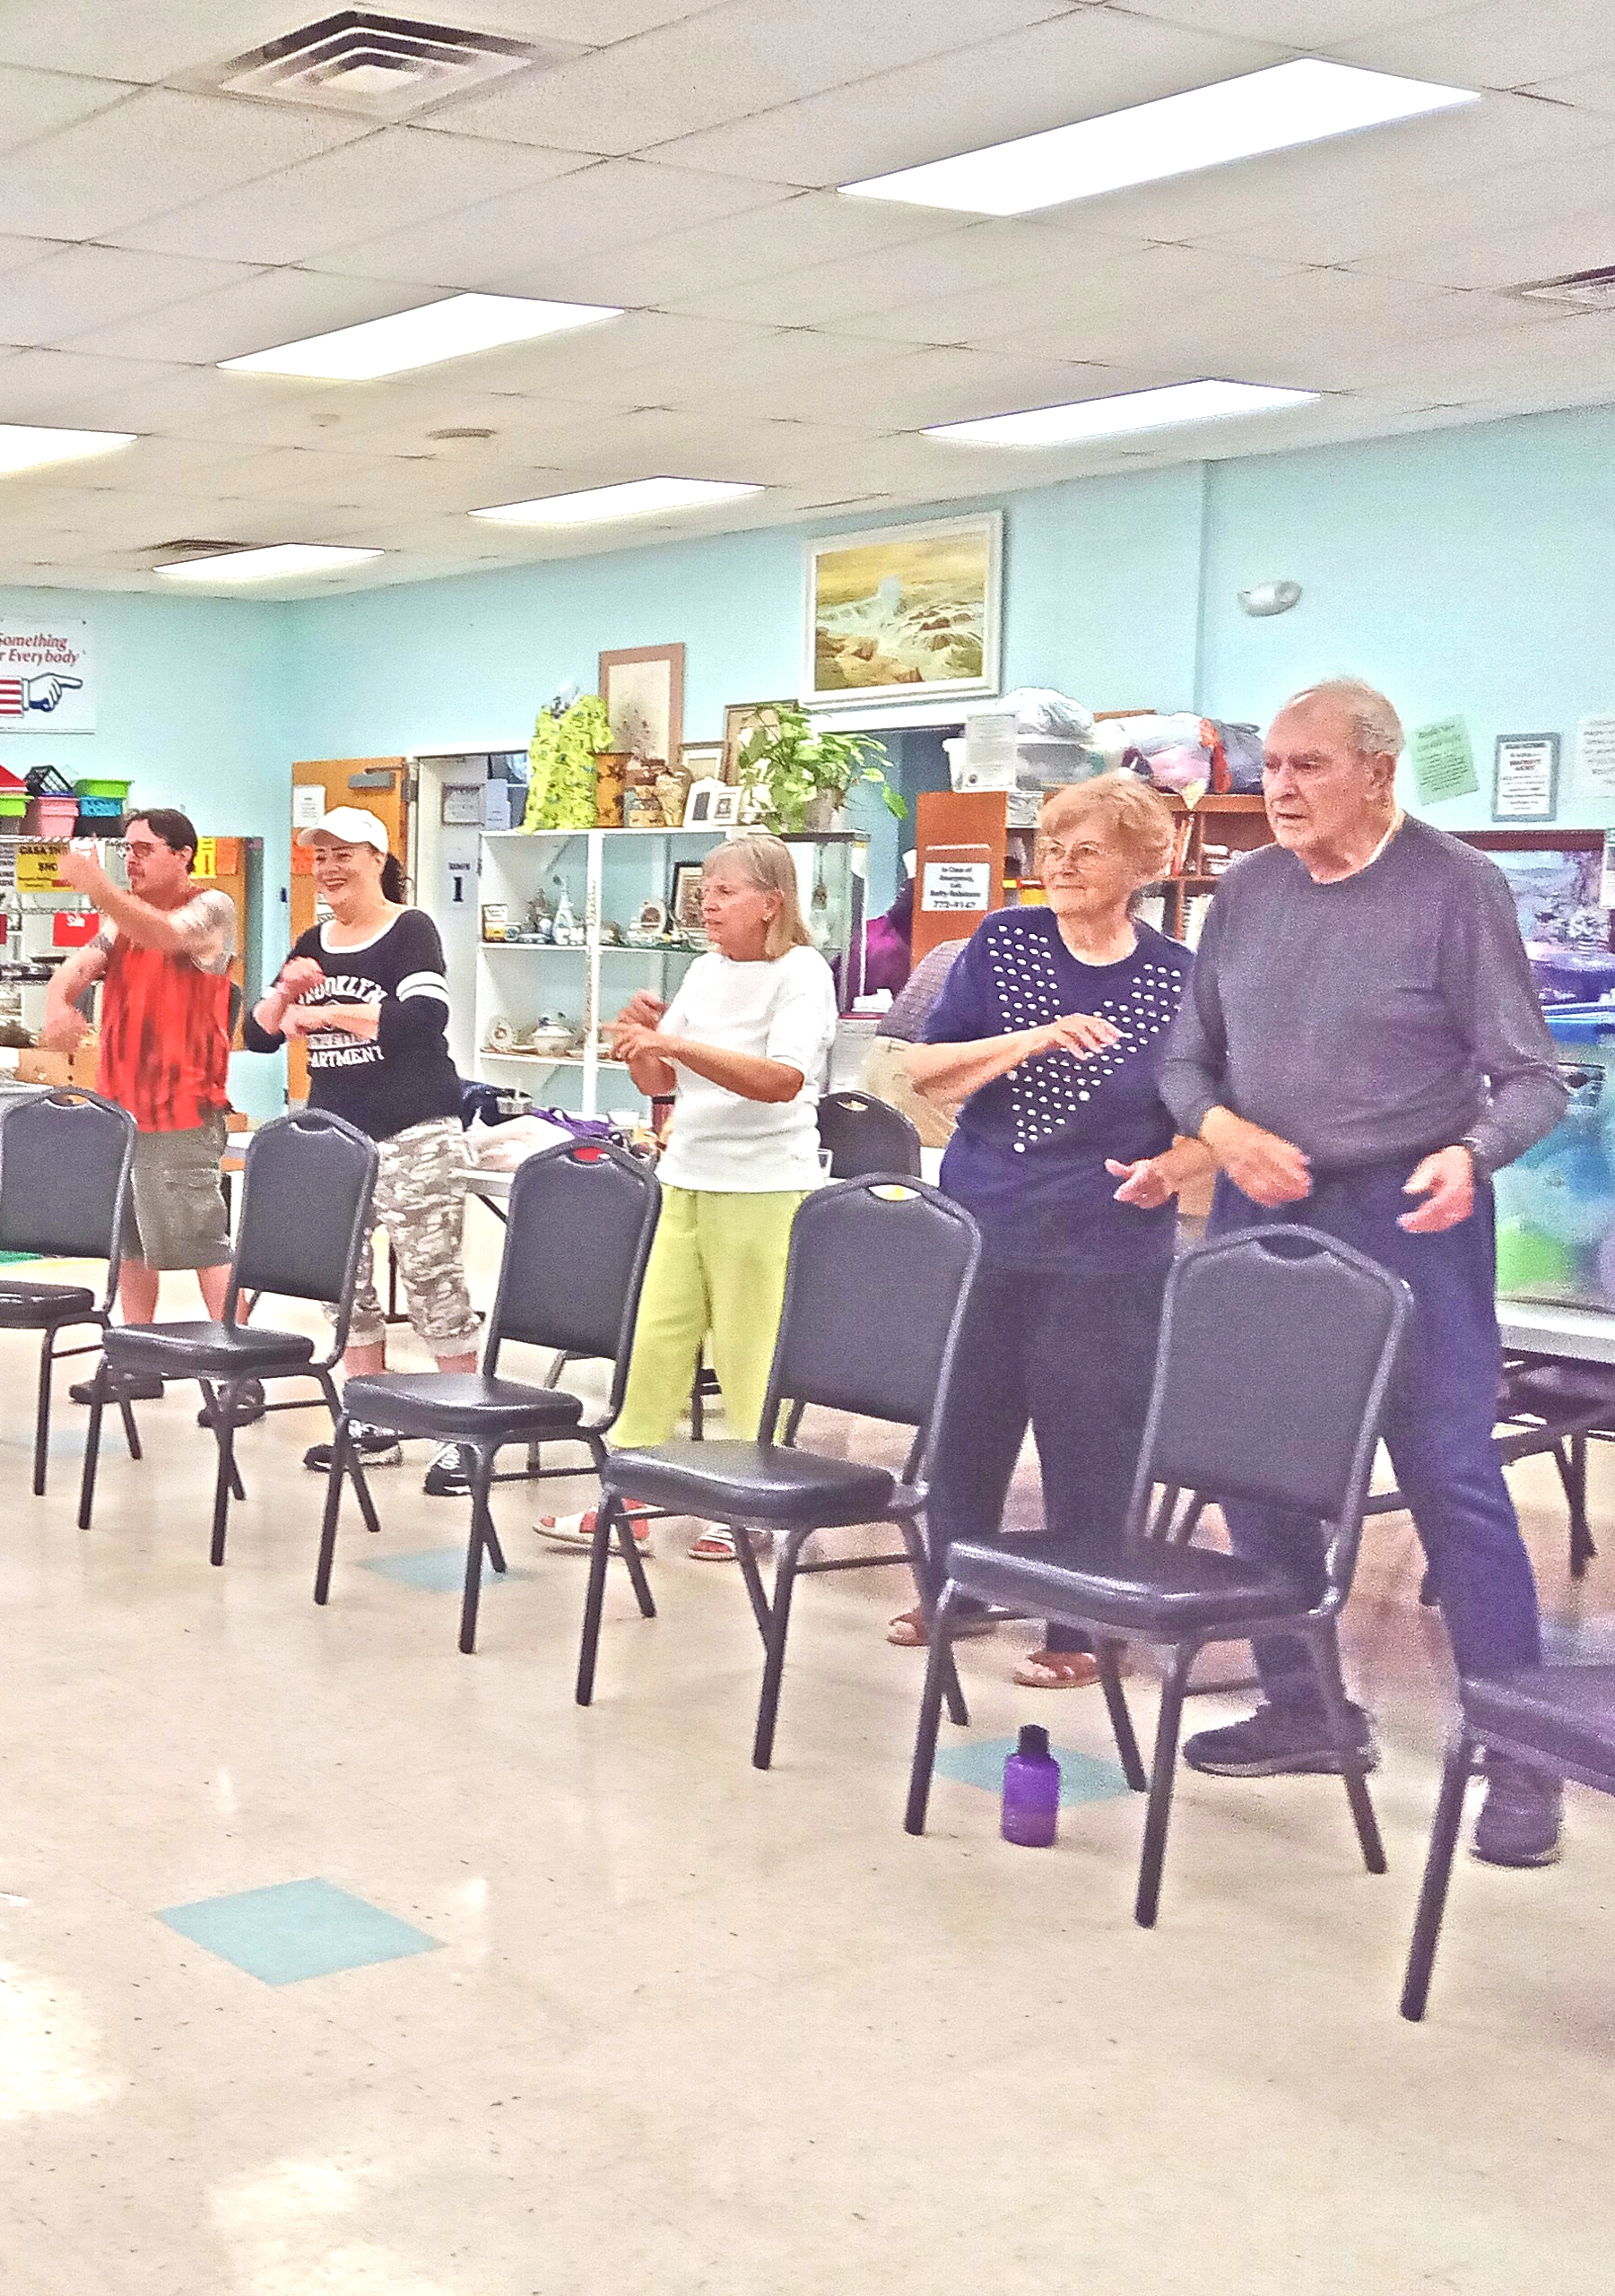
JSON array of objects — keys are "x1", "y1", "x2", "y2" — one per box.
[{"x1": 297, "y1": 805, "x2": 389, "y2": 852}]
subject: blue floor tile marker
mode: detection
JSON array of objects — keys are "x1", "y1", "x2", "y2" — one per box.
[
  {"x1": 932, "y1": 1735, "x2": 1133, "y2": 1806},
  {"x1": 158, "y1": 1877, "x2": 440, "y2": 1984},
  {"x1": 359, "y1": 1547, "x2": 532, "y2": 1592}
]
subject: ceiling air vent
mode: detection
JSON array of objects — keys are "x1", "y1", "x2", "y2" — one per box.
[
  {"x1": 146, "y1": 540, "x2": 254, "y2": 564},
  {"x1": 1512, "y1": 264, "x2": 1615, "y2": 310},
  {"x1": 191, "y1": 13, "x2": 577, "y2": 121}
]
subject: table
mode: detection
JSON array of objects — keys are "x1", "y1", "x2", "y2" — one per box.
[{"x1": 1498, "y1": 1299, "x2": 1615, "y2": 1368}]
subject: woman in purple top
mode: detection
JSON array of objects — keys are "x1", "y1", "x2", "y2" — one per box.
[{"x1": 899, "y1": 775, "x2": 1211, "y2": 1688}]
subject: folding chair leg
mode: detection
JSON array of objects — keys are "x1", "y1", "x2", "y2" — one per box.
[
  {"x1": 197, "y1": 1382, "x2": 247, "y2": 1503},
  {"x1": 483, "y1": 1512, "x2": 508, "y2": 1575},
  {"x1": 209, "y1": 1413, "x2": 239, "y2": 1567},
  {"x1": 732, "y1": 1521, "x2": 774, "y2": 1642},
  {"x1": 575, "y1": 1496, "x2": 618, "y2": 1705},
  {"x1": 117, "y1": 1395, "x2": 142, "y2": 1461},
  {"x1": 1560, "y1": 1435, "x2": 1596, "y2": 1579},
  {"x1": 31, "y1": 1329, "x2": 53, "y2": 1496},
  {"x1": 904, "y1": 1581, "x2": 962, "y2": 1835},
  {"x1": 459, "y1": 1456, "x2": 495, "y2": 1653},
  {"x1": 77, "y1": 1365, "x2": 109, "y2": 1529},
  {"x1": 318, "y1": 1372, "x2": 379, "y2": 1537},
  {"x1": 313, "y1": 1417, "x2": 352, "y2": 1604},
  {"x1": 1400, "y1": 1728, "x2": 1477, "y2": 2022},
  {"x1": 1310, "y1": 1625, "x2": 1386, "y2": 1876},
  {"x1": 751, "y1": 1534, "x2": 803, "y2": 1772},
  {"x1": 1134, "y1": 1643, "x2": 1193, "y2": 1928},
  {"x1": 896, "y1": 1517, "x2": 967, "y2": 1728},
  {"x1": 1096, "y1": 1640, "x2": 1148, "y2": 1792},
  {"x1": 615, "y1": 1508, "x2": 656, "y2": 1618}
]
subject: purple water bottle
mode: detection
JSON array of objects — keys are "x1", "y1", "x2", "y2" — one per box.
[{"x1": 1002, "y1": 1724, "x2": 1061, "y2": 1847}]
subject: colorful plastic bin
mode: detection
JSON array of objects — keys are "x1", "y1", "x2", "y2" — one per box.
[
  {"x1": 26, "y1": 795, "x2": 80, "y2": 837},
  {"x1": 1495, "y1": 1006, "x2": 1615, "y2": 1310}
]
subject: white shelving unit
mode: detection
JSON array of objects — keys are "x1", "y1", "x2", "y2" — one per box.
[{"x1": 473, "y1": 825, "x2": 871, "y2": 1117}]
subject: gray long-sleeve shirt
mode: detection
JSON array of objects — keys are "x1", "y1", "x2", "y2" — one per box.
[{"x1": 1159, "y1": 816, "x2": 1567, "y2": 1175}]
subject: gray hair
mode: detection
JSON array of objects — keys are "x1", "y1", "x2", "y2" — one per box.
[{"x1": 1283, "y1": 678, "x2": 1403, "y2": 763}]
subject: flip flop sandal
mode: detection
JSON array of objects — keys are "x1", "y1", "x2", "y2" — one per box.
[
  {"x1": 886, "y1": 1605, "x2": 997, "y2": 1647},
  {"x1": 534, "y1": 1503, "x2": 653, "y2": 1552},
  {"x1": 687, "y1": 1524, "x2": 773, "y2": 1562},
  {"x1": 1012, "y1": 1649, "x2": 1130, "y2": 1690}
]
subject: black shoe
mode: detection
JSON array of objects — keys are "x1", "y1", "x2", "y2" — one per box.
[
  {"x1": 1182, "y1": 1700, "x2": 1378, "y2": 1779},
  {"x1": 1472, "y1": 1755, "x2": 1563, "y2": 1867},
  {"x1": 197, "y1": 1378, "x2": 266, "y2": 1429},
  {"x1": 303, "y1": 1426, "x2": 404, "y2": 1473},
  {"x1": 423, "y1": 1443, "x2": 473, "y2": 1497},
  {"x1": 69, "y1": 1368, "x2": 164, "y2": 1406}
]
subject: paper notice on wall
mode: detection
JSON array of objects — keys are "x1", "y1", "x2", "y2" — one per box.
[
  {"x1": 922, "y1": 860, "x2": 990, "y2": 912},
  {"x1": 292, "y1": 784, "x2": 325, "y2": 828},
  {"x1": 1410, "y1": 717, "x2": 1478, "y2": 806},
  {"x1": 1576, "y1": 715, "x2": 1615, "y2": 801}
]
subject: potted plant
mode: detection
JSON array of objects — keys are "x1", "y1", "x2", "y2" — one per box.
[
  {"x1": 524, "y1": 689, "x2": 614, "y2": 831},
  {"x1": 733, "y1": 703, "x2": 904, "y2": 834}
]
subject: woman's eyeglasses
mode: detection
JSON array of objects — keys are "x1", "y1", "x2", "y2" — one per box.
[{"x1": 1036, "y1": 837, "x2": 1111, "y2": 867}]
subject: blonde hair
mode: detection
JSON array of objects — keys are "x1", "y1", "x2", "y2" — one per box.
[
  {"x1": 704, "y1": 830, "x2": 812, "y2": 961},
  {"x1": 1038, "y1": 772, "x2": 1176, "y2": 885},
  {"x1": 1284, "y1": 678, "x2": 1404, "y2": 762}
]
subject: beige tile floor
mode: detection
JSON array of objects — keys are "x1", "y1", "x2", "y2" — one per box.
[{"x1": 4, "y1": 1243, "x2": 1615, "y2": 2293}]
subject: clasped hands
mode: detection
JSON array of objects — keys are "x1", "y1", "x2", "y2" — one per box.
[
  {"x1": 265, "y1": 957, "x2": 378, "y2": 1042},
  {"x1": 612, "y1": 990, "x2": 669, "y2": 1067}
]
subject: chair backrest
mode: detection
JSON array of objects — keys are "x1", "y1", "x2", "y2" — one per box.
[
  {"x1": 229, "y1": 1111, "x2": 378, "y2": 1340},
  {"x1": 763, "y1": 1178, "x2": 980, "y2": 1463},
  {"x1": 816, "y1": 1090, "x2": 922, "y2": 1179},
  {"x1": 0, "y1": 1089, "x2": 135, "y2": 1278},
  {"x1": 1133, "y1": 1225, "x2": 1411, "y2": 1590},
  {"x1": 487, "y1": 1142, "x2": 661, "y2": 1413}
]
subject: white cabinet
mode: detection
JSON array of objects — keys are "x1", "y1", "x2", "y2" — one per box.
[{"x1": 473, "y1": 826, "x2": 869, "y2": 1116}]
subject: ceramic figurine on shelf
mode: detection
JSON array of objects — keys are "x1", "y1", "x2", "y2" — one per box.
[
  {"x1": 527, "y1": 893, "x2": 553, "y2": 944},
  {"x1": 598, "y1": 917, "x2": 624, "y2": 946},
  {"x1": 551, "y1": 887, "x2": 585, "y2": 947},
  {"x1": 626, "y1": 898, "x2": 668, "y2": 949}
]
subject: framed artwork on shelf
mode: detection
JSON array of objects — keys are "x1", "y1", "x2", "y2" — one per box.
[
  {"x1": 1492, "y1": 733, "x2": 1559, "y2": 824},
  {"x1": 599, "y1": 643, "x2": 685, "y2": 769},
  {"x1": 722, "y1": 700, "x2": 791, "y2": 784},
  {"x1": 684, "y1": 777, "x2": 739, "y2": 827},
  {"x1": 802, "y1": 512, "x2": 1002, "y2": 709},
  {"x1": 670, "y1": 860, "x2": 706, "y2": 930},
  {"x1": 681, "y1": 740, "x2": 723, "y2": 784}
]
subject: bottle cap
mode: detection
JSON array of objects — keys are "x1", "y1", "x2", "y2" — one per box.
[{"x1": 1016, "y1": 1723, "x2": 1052, "y2": 1760}]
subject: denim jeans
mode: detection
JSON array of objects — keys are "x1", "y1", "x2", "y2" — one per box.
[{"x1": 1207, "y1": 1158, "x2": 1542, "y2": 1702}]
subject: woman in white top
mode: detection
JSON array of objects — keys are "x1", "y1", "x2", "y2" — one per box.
[{"x1": 536, "y1": 832, "x2": 837, "y2": 1562}]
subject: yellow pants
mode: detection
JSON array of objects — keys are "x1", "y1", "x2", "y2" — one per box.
[{"x1": 612, "y1": 1184, "x2": 807, "y2": 1449}]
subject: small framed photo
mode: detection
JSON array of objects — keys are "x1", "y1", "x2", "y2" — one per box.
[
  {"x1": 682, "y1": 741, "x2": 723, "y2": 784},
  {"x1": 670, "y1": 861, "x2": 706, "y2": 930},
  {"x1": 722, "y1": 700, "x2": 791, "y2": 784},
  {"x1": 440, "y1": 783, "x2": 483, "y2": 826},
  {"x1": 684, "y1": 776, "x2": 740, "y2": 827},
  {"x1": 1493, "y1": 733, "x2": 1559, "y2": 824}
]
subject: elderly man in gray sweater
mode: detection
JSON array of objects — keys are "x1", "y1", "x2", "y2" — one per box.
[{"x1": 1160, "y1": 678, "x2": 1568, "y2": 1867}]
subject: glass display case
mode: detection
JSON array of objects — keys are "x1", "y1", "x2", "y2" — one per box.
[{"x1": 473, "y1": 827, "x2": 868, "y2": 1115}]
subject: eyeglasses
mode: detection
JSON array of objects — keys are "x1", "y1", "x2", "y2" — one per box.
[{"x1": 1036, "y1": 837, "x2": 1113, "y2": 867}]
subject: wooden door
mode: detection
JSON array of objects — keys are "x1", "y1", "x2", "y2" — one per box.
[{"x1": 288, "y1": 757, "x2": 405, "y2": 1096}]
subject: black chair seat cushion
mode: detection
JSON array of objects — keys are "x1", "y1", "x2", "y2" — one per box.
[
  {"x1": 604, "y1": 1439, "x2": 898, "y2": 1530},
  {"x1": 0, "y1": 1279, "x2": 97, "y2": 1327},
  {"x1": 1498, "y1": 1360, "x2": 1615, "y2": 1426},
  {"x1": 342, "y1": 1371, "x2": 586, "y2": 1442},
  {"x1": 1462, "y1": 1664, "x2": 1615, "y2": 1786},
  {"x1": 106, "y1": 1321, "x2": 316, "y2": 1378},
  {"x1": 944, "y1": 1533, "x2": 1313, "y2": 1635}
]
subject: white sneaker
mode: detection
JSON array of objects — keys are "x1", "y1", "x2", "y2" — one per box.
[
  {"x1": 534, "y1": 1503, "x2": 653, "y2": 1553},
  {"x1": 304, "y1": 1425, "x2": 404, "y2": 1473}
]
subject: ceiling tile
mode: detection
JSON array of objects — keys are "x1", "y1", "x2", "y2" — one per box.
[
  {"x1": 64, "y1": 270, "x2": 468, "y2": 366},
  {"x1": 109, "y1": 126, "x2": 587, "y2": 267},
  {"x1": 0, "y1": 246, "x2": 265, "y2": 351},
  {"x1": 529, "y1": 190, "x2": 973, "y2": 309},
  {"x1": 1526, "y1": 71, "x2": 1615, "y2": 117},
  {"x1": 0, "y1": 62, "x2": 141, "y2": 151},
  {"x1": 0, "y1": 4, "x2": 352, "y2": 82},
  {"x1": 654, "y1": 10, "x2": 1282, "y2": 186},
  {"x1": 0, "y1": 88, "x2": 370, "y2": 241},
  {"x1": 0, "y1": 346, "x2": 185, "y2": 422},
  {"x1": 1333, "y1": 2, "x2": 1606, "y2": 87},
  {"x1": 308, "y1": 160, "x2": 797, "y2": 291},
  {"x1": 423, "y1": 0, "x2": 1081, "y2": 158}
]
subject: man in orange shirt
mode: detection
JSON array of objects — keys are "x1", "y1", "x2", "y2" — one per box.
[{"x1": 43, "y1": 809, "x2": 240, "y2": 1405}]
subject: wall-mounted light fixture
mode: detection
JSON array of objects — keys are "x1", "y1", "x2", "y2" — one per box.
[{"x1": 1238, "y1": 581, "x2": 1302, "y2": 617}]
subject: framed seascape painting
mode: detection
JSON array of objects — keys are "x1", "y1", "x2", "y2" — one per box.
[{"x1": 802, "y1": 513, "x2": 1002, "y2": 709}]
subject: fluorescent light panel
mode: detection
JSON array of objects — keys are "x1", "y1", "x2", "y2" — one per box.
[
  {"x1": 925, "y1": 380, "x2": 1317, "y2": 446},
  {"x1": 471, "y1": 477, "x2": 763, "y2": 526},
  {"x1": 0, "y1": 424, "x2": 135, "y2": 473},
  {"x1": 841, "y1": 58, "x2": 1478, "y2": 215},
  {"x1": 155, "y1": 545, "x2": 382, "y2": 584},
  {"x1": 220, "y1": 291, "x2": 621, "y2": 380}
]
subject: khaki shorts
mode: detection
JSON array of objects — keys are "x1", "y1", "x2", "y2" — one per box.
[{"x1": 126, "y1": 1113, "x2": 231, "y2": 1271}]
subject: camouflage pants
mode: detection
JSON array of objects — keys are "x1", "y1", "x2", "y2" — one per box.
[{"x1": 348, "y1": 1115, "x2": 478, "y2": 1355}]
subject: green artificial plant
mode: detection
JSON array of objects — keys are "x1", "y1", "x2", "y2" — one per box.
[
  {"x1": 524, "y1": 690, "x2": 613, "y2": 831},
  {"x1": 734, "y1": 703, "x2": 904, "y2": 835}
]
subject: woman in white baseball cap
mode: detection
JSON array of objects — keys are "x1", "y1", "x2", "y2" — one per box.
[{"x1": 245, "y1": 807, "x2": 479, "y2": 1496}]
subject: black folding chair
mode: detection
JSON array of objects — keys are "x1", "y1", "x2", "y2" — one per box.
[
  {"x1": 684, "y1": 1093, "x2": 925, "y2": 1443},
  {"x1": 77, "y1": 1110, "x2": 379, "y2": 1563},
  {"x1": 0, "y1": 1088, "x2": 139, "y2": 1494},
  {"x1": 905, "y1": 1226, "x2": 1411, "y2": 1928},
  {"x1": 1402, "y1": 1666, "x2": 1608, "y2": 2021},
  {"x1": 577, "y1": 1175, "x2": 982, "y2": 1770},
  {"x1": 816, "y1": 1090, "x2": 922, "y2": 1180},
  {"x1": 317, "y1": 1140, "x2": 661, "y2": 1654}
]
